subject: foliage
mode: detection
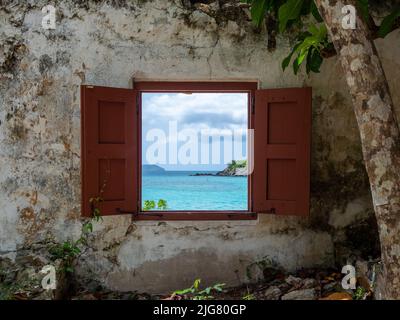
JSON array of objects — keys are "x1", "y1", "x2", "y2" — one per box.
[
  {"x1": 282, "y1": 23, "x2": 327, "y2": 74},
  {"x1": 353, "y1": 286, "x2": 368, "y2": 300},
  {"x1": 143, "y1": 199, "x2": 168, "y2": 211},
  {"x1": 228, "y1": 160, "x2": 247, "y2": 170},
  {"x1": 243, "y1": 0, "x2": 400, "y2": 75},
  {"x1": 173, "y1": 279, "x2": 226, "y2": 300},
  {"x1": 242, "y1": 292, "x2": 256, "y2": 300},
  {"x1": 278, "y1": 0, "x2": 304, "y2": 32},
  {"x1": 49, "y1": 241, "x2": 81, "y2": 273},
  {"x1": 248, "y1": 0, "x2": 274, "y2": 27},
  {"x1": 157, "y1": 199, "x2": 168, "y2": 210},
  {"x1": 49, "y1": 197, "x2": 103, "y2": 273},
  {"x1": 378, "y1": 7, "x2": 400, "y2": 38}
]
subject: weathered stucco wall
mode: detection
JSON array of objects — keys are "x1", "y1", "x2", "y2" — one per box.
[{"x1": 1, "y1": 0, "x2": 398, "y2": 293}]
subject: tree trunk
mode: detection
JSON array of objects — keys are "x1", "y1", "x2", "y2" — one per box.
[{"x1": 315, "y1": 0, "x2": 400, "y2": 299}]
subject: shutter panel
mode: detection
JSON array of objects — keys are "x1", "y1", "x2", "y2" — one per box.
[
  {"x1": 253, "y1": 87, "x2": 311, "y2": 216},
  {"x1": 81, "y1": 85, "x2": 138, "y2": 216}
]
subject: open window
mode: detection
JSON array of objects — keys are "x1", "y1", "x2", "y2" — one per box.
[{"x1": 81, "y1": 82, "x2": 311, "y2": 220}]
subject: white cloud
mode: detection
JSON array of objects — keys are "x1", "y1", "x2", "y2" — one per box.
[
  {"x1": 142, "y1": 93, "x2": 248, "y2": 168},
  {"x1": 142, "y1": 92, "x2": 248, "y2": 133}
]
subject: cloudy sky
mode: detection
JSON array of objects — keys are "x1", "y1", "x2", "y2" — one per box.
[{"x1": 142, "y1": 92, "x2": 248, "y2": 171}]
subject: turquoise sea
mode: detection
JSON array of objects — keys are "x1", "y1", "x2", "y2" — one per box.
[{"x1": 142, "y1": 171, "x2": 248, "y2": 211}]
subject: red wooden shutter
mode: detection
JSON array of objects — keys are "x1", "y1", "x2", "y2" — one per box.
[
  {"x1": 253, "y1": 87, "x2": 311, "y2": 216},
  {"x1": 81, "y1": 85, "x2": 138, "y2": 216}
]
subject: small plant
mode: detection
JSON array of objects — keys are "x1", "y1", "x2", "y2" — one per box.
[
  {"x1": 49, "y1": 240, "x2": 81, "y2": 273},
  {"x1": 173, "y1": 279, "x2": 225, "y2": 300},
  {"x1": 242, "y1": 293, "x2": 256, "y2": 300},
  {"x1": 353, "y1": 286, "x2": 368, "y2": 300},
  {"x1": 157, "y1": 199, "x2": 168, "y2": 210},
  {"x1": 49, "y1": 197, "x2": 104, "y2": 273},
  {"x1": 143, "y1": 200, "x2": 156, "y2": 211},
  {"x1": 143, "y1": 199, "x2": 168, "y2": 211}
]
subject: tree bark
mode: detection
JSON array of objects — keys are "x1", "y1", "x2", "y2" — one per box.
[{"x1": 315, "y1": 0, "x2": 400, "y2": 299}]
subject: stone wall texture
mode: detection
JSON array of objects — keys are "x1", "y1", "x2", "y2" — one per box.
[{"x1": 1, "y1": 0, "x2": 399, "y2": 293}]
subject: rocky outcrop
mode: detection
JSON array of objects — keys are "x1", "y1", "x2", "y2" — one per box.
[{"x1": 216, "y1": 165, "x2": 248, "y2": 176}]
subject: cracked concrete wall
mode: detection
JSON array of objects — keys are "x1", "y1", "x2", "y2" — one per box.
[{"x1": 0, "y1": 0, "x2": 398, "y2": 293}]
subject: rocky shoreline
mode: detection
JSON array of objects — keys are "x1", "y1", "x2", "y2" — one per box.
[
  {"x1": 216, "y1": 165, "x2": 248, "y2": 176},
  {"x1": 190, "y1": 165, "x2": 248, "y2": 177}
]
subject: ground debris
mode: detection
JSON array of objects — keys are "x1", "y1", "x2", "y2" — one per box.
[
  {"x1": 69, "y1": 264, "x2": 377, "y2": 300},
  {"x1": 1, "y1": 258, "x2": 379, "y2": 300}
]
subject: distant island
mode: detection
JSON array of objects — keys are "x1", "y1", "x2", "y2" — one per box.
[
  {"x1": 190, "y1": 160, "x2": 247, "y2": 177},
  {"x1": 142, "y1": 164, "x2": 166, "y2": 175},
  {"x1": 217, "y1": 160, "x2": 247, "y2": 176},
  {"x1": 143, "y1": 162, "x2": 248, "y2": 176}
]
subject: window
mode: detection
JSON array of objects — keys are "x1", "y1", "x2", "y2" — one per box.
[
  {"x1": 141, "y1": 92, "x2": 249, "y2": 211},
  {"x1": 81, "y1": 82, "x2": 311, "y2": 220}
]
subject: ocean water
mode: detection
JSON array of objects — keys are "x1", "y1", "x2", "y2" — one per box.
[{"x1": 142, "y1": 171, "x2": 248, "y2": 211}]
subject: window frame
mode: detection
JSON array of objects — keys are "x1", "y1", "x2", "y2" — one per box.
[{"x1": 135, "y1": 81, "x2": 258, "y2": 221}]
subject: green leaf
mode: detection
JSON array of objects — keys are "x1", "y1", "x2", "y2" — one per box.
[
  {"x1": 305, "y1": 48, "x2": 322, "y2": 74},
  {"x1": 293, "y1": 57, "x2": 301, "y2": 75},
  {"x1": 296, "y1": 47, "x2": 308, "y2": 66},
  {"x1": 356, "y1": 0, "x2": 369, "y2": 23},
  {"x1": 282, "y1": 42, "x2": 301, "y2": 71},
  {"x1": 250, "y1": 0, "x2": 273, "y2": 27},
  {"x1": 65, "y1": 266, "x2": 74, "y2": 273},
  {"x1": 143, "y1": 200, "x2": 156, "y2": 211},
  {"x1": 378, "y1": 8, "x2": 400, "y2": 38},
  {"x1": 309, "y1": 49, "x2": 323, "y2": 73},
  {"x1": 310, "y1": 1, "x2": 323, "y2": 22},
  {"x1": 193, "y1": 279, "x2": 201, "y2": 290},
  {"x1": 308, "y1": 23, "x2": 319, "y2": 36},
  {"x1": 308, "y1": 23, "x2": 327, "y2": 41},
  {"x1": 278, "y1": 0, "x2": 304, "y2": 32},
  {"x1": 306, "y1": 49, "x2": 312, "y2": 74},
  {"x1": 72, "y1": 246, "x2": 81, "y2": 255},
  {"x1": 173, "y1": 288, "x2": 193, "y2": 295},
  {"x1": 84, "y1": 221, "x2": 93, "y2": 232},
  {"x1": 213, "y1": 283, "x2": 226, "y2": 292},
  {"x1": 157, "y1": 199, "x2": 168, "y2": 210},
  {"x1": 93, "y1": 208, "x2": 100, "y2": 216}
]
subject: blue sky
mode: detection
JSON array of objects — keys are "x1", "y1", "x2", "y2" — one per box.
[{"x1": 142, "y1": 92, "x2": 248, "y2": 171}]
